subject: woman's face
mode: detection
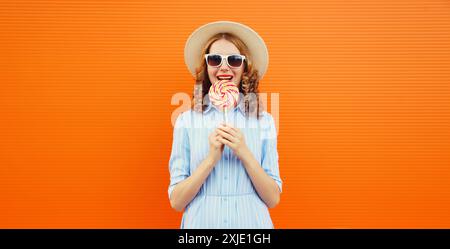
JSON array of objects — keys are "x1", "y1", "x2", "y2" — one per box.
[{"x1": 207, "y1": 39, "x2": 244, "y2": 87}]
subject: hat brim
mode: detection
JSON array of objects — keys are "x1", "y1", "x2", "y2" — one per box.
[{"x1": 184, "y1": 21, "x2": 269, "y2": 80}]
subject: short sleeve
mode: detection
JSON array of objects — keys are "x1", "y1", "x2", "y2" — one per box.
[
  {"x1": 168, "y1": 113, "x2": 190, "y2": 199},
  {"x1": 260, "y1": 113, "x2": 283, "y2": 193}
]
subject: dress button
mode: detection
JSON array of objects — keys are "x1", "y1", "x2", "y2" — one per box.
[
  {"x1": 224, "y1": 220, "x2": 228, "y2": 223},
  {"x1": 224, "y1": 176, "x2": 228, "y2": 180},
  {"x1": 223, "y1": 198, "x2": 227, "y2": 202}
]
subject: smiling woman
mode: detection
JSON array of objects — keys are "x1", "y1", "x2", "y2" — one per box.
[
  {"x1": 192, "y1": 32, "x2": 261, "y2": 116},
  {"x1": 168, "y1": 21, "x2": 282, "y2": 229}
]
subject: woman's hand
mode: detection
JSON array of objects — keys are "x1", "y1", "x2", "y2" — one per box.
[
  {"x1": 208, "y1": 130, "x2": 224, "y2": 163},
  {"x1": 216, "y1": 124, "x2": 250, "y2": 160}
]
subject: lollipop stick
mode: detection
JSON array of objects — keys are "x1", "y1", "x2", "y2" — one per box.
[{"x1": 224, "y1": 109, "x2": 228, "y2": 125}]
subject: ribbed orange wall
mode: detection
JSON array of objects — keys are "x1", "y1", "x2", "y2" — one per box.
[{"x1": 1, "y1": 0, "x2": 449, "y2": 228}]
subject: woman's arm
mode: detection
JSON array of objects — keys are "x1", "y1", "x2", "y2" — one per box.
[
  {"x1": 216, "y1": 124, "x2": 281, "y2": 208},
  {"x1": 169, "y1": 130, "x2": 224, "y2": 212},
  {"x1": 237, "y1": 148, "x2": 281, "y2": 208},
  {"x1": 169, "y1": 155, "x2": 216, "y2": 211}
]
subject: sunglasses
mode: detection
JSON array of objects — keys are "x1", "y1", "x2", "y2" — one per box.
[{"x1": 205, "y1": 54, "x2": 246, "y2": 68}]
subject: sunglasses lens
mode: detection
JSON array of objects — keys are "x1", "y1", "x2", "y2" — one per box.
[
  {"x1": 228, "y1": 55, "x2": 243, "y2": 67},
  {"x1": 207, "y1": 55, "x2": 222, "y2": 67}
]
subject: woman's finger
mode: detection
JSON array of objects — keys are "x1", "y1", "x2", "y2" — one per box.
[
  {"x1": 222, "y1": 123, "x2": 239, "y2": 133},
  {"x1": 216, "y1": 129, "x2": 237, "y2": 143},
  {"x1": 218, "y1": 125, "x2": 237, "y2": 137},
  {"x1": 218, "y1": 137, "x2": 232, "y2": 147}
]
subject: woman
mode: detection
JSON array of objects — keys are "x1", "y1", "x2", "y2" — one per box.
[{"x1": 168, "y1": 21, "x2": 282, "y2": 229}]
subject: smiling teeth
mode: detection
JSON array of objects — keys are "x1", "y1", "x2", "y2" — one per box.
[{"x1": 218, "y1": 76, "x2": 232, "y2": 80}]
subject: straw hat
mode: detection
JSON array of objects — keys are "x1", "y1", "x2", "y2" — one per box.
[{"x1": 184, "y1": 21, "x2": 269, "y2": 80}]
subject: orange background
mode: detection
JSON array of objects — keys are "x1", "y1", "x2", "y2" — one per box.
[{"x1": 1, "y1": 0, "x2": 450, "y2": 228}]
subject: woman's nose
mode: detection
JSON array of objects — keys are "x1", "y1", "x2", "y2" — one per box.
[
  {"x1": 219, "y1": 58, "x2": 231, "y2": 71},
  {"x1": 219, "y1": 63, "x2": 230, "y2": 72}
]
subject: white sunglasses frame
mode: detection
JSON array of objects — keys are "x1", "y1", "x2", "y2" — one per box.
[{"x1": 204, "y1": 54, "x2": 246, "y2": 68}]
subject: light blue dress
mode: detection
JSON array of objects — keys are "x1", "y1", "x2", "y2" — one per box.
[{"x1": 168, "y1": 98, "x2": 282, "y2": 229}]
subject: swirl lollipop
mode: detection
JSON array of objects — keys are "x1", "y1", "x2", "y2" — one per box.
[{"x1": 209, "y1": 80, "x2": 239, "y2": 124}]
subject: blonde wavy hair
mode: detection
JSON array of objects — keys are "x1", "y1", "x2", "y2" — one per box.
[{"x1": 192, "y1": 33, "x2": 263, "y2": 118}]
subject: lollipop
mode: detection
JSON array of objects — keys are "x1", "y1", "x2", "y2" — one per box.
[{"x1": 208, "y1": 80, "x2": 239, "y2": 123}]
